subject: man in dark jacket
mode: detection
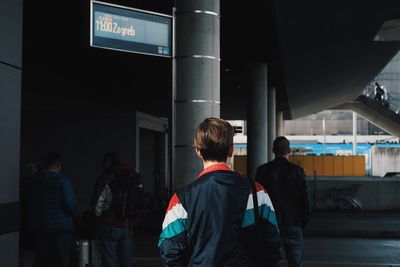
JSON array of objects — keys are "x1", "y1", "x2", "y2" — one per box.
[
  {"x1": 159, "y1": 118, "x2": 281, "y2": 267},
  {"x1": 28, "y1": 151, "x2": 78, "y2": 267},
  {"x1": 255, "y1": 137, "x2": 311, "y2": 267}
]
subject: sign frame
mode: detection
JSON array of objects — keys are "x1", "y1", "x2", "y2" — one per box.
[{"x1": 90, "y1": 0, "x2": 173, "y2": 57}]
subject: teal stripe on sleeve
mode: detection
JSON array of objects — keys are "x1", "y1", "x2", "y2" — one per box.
[
  {"x1": 241, "y1": 205, "x2": 278, "y2": 228},
  {"x1": 158, "y1": 218, "x2": 187, "y2": 247},
  {"x1": 242, "y1": 209, "x2": 255, "y2": 227},
  {"x1": 259, "y1": 204, "x2": 278, "y2": 227}
]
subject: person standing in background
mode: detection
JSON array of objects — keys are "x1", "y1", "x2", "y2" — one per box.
[
  {"x1": 255, "y1": 137, "x2": 311, "y2": 267},
  {"x1": 28, "y1": 151, "x2": 78, "y2": 267},
  {"x1": 92, "y1": 152, "x2": 144, "y2": 267}
]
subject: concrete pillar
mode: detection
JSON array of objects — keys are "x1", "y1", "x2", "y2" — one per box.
[
  {"x1": 353, "y1": 112, "x2": 357, "y2": 155},
  {"x1": 173, "y1": 0, "x2": 220, "y2": 190},
  {"x1": 0, "y1": 0, "x2": 22, "y2": 266},
  {"x1": 276, "y1": 111, "x2": 285, "y2": 136},
  {"x1": 268, "y1": 87, "x2": 276, "y2": 161},
  {"x1": 247, "y1": 63, "x2": 268, "y2": 180},
  {"x1": 323, "y1": 117, "x2": 327, "y2": 155}
]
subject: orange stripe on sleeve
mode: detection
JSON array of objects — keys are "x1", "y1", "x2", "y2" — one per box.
[
  {"x1": 255, "y1": 181, "x2": 267, "y2": 193},
  {"x1": 166, "y1": 193, "x2": 181, "y2": 213}
]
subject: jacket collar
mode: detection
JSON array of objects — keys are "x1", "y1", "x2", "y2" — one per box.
[
  {"x1": 198, "y1": 163, "x2": 233, "y2": 178},
  {"x1": 274, "y1": 156, "x2": 289, "y2": 162}
]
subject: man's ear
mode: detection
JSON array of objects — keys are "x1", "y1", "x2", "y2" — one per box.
[{"x1": 195, "y1": 147, "x2": 203, "y2": 159}]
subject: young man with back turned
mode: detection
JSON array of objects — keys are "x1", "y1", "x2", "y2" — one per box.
[
  {"x1": 159, "y1": 118, "x2": 281, "y2": 267},
  {"x1": 255, "y1": 137, "x2": 311, "y2": 267}
]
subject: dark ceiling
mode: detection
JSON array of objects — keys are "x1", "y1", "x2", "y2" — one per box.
[
  {"x1": 220, "y1": 0, "x2": 400, "y2": 119},
  {"x1": 22, "y1": 0, "x2": 400, "y2": 120},
  {"x1": 272, "y1": 0, "x2": 400, "y2": 119}
]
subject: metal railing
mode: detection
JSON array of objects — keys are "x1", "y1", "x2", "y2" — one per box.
[{"x1": 362, "y1": 83, "x2": 400, "y2": 115}]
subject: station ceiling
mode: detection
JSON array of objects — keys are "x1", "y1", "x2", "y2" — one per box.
[
  {"x1": 22, "y1": 0, "x2": 400, "y2": 120},
  {"x1": 222, "y1": 0, "x2": 400, "y2": 119}
]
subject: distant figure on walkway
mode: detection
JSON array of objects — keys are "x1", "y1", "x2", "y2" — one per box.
[
  {"x1": 381, "y1": 85, "x2": 390, "y2": 109},
  {"x1": 28, "y1": 151, "x2": 78, "y2": 267},
  {"x1": 159, "y1": 118, "x2": 281, "y2": 267},
  {"x1": 374, "y1": 81, "x2": 385, "y2": 104},
  {"x1": 255, "y1": 137, "x2": 311, "y2": 267}
]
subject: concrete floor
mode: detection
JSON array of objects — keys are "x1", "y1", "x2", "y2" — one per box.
[
  {"x1": 21, "y1": 212, "x2": 400, "y2": 266},
  {"x1": 21, "y1": 235, "x2": 400, "y2": 267},
  {"x1": 304, "y1": 211, "x2": 400, "y2": 238},
  {"x1": 299, "y1": 238, "x2": 400, "y2": 267},
  {"x1": 132, "y1": 237, "x2": 400, "y2": 267},
  {"x1": 131, "y1": 211, "x2": 400, "y2": 267}
]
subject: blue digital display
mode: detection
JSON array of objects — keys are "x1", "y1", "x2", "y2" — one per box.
[{"x1": 91, "y1": 1, "x2": 172, "y2": 57}]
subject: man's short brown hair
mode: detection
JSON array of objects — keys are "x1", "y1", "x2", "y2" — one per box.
[{"x1": 195, "y1": 118, "x2": 234, "y2": 162}]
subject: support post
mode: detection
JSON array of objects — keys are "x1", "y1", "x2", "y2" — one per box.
[
  {"x1": 268, "y1": 87, "x2": 276, "y2": 161},
  {"x1": 173, "y1": 0, "x2": 220, "y2": 189},
  {"x1": 353, "y1": 112, "x2": 357, "y2": 155},
  {"x1": 247, "y1": 63, "x2": 268, "y2": 180}
]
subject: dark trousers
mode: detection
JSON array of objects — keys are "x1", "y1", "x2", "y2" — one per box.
[
  {"x1": 33, "y1": 231, "x2": 73, "y2": 267},
  {"x1": 375, "y1": 93, "x2": 382, "y2": 103},
  {"x1": 97, "y1": 225, "x2": 133, "y2": 267},
  {"x1": 280, "y1": 226, "x2": 304, "y2": 267}
]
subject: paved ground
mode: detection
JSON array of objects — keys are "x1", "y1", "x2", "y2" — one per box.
[
  {"x1": 21, "y1": 211, "x2": 400, "y2": 266},
  {"x1": 131, "y1": 211, "x2": 400, "y2": 267},
  {"x1": 132, "y1": 237, "x2": 400, "y2": 267},
  {"x1": 304, "y1": 211, "x2": 400, "y2": 238}
]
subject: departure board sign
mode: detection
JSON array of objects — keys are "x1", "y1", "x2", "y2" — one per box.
[{"x1": 91, "y1": 1, "x2": 172, "y2": 57}]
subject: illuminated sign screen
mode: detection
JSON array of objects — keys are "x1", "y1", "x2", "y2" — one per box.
[{"x1": 91, "y1": 1, "x2": 172, "y2": 57}]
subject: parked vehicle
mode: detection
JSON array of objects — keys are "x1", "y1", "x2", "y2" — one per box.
[
  {"x1": 383, "y1": 172, "x2": 400, "y2": 177},
  {"x1": 325, "y1": 184, "x2": 363, "y2": 210}
]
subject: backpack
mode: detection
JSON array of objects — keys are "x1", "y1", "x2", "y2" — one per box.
[{"x1": 109, "y1": 169, "x2": 143, "y2": 220}]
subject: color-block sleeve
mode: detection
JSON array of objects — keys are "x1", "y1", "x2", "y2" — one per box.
[
  {"x1": 159, "y1": 193, "x2": 188, "y2": 267},
  {"x1": 241, "y1": 182, "x2": 282, "y2": 262},
  {"x1": 242, "y1": 182, "x2": 278, "y2": 228},
  {"x1": 255, "y1": 182, "x2": 278, "y2": 228}
]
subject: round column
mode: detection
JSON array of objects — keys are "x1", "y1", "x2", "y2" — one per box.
[
  {"x1": 247, "y1": 63, "x2": 268, "y2": 180},
  {"x1": 276, "y1": 111, "x2": 285, "y2": 136},
  {"x1": 173, "y1": 0, "x2": 220, "y2": 190},
  {"x1": 268, "y1": 87, "x2": 276, "y2": 161},
  {"x1": 353, "y1": 112, "x2": 357, "y2": 155}
]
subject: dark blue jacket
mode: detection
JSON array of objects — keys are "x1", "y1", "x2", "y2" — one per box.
[
  {"x1": 159, "y1": 164, "x2": 281, "y2": 267},
  {"x1": 27, "y1": 169, "x2": 77, "y2": 232}
]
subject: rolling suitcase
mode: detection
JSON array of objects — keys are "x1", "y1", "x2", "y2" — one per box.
[{"x1": 78, "y1": 239, "x2": 102, "y2": 267}]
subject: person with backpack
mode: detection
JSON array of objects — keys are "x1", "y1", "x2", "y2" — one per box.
[{"x1": 92, "y1": 152, "x2": 144, "y2": 267}]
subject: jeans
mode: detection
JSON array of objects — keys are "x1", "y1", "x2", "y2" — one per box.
[
  {"x1": 280, "y1": 226, "x2": 304, "y2": 267},
  {"x1": 97, "y1": 225, "x2": 133, "y2": 267},
  {"x1": 33, "y1": 231, "x2": 72, "y2": 267}
]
